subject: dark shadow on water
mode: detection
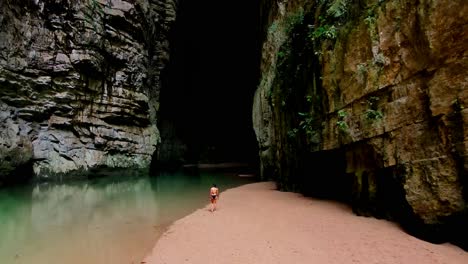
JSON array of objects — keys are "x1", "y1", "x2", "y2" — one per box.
[{"x1": 0, "y1": 160, "x2": 34, "y2": 189}]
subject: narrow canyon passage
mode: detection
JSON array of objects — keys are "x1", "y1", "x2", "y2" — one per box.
[{"x1": 157, "y1": 0, "x2": 262, "y2": 166}]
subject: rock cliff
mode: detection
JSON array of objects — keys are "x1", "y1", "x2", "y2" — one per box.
[
  {"x1": 0, "y1": 0, "x2": 176, "y2": 182},
  {"x1": 253, "y1": 0, "x2": 467, "y2": 247},
  {"x1": 1, "y1": 0, "x2": 466, "y2": 249}
]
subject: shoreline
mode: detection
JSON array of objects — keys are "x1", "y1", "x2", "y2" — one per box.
[{"x1": 143, "y1": 182, "x2": 468, "y2": 264}]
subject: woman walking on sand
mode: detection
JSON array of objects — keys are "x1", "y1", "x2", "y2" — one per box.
[{"x1": 209, "y1": 184, "x2": 219, "y2": 212}]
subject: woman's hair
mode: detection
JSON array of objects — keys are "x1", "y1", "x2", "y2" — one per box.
[{"x1": 212, "y1": 184, "x2": 217, "y2": 187}]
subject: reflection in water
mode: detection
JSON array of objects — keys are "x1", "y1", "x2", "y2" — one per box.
[{"x1": 0, "y1": 169, "x2": 255, "y2": 264}]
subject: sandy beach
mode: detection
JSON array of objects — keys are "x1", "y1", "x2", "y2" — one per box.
[{"x1": 143, "y1": 182, "x2": 468, "y2": 264}]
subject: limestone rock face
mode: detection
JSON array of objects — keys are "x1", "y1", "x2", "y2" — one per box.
[
  {"x1": 254, "y1": 0, "x2": 467, "y2": 244},
  {"x1": 0, "y1": 0, "x2": 176, "y2": 181}
]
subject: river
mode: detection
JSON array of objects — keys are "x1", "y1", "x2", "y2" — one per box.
[{"x1": 0, "y1": 166, "x2": 256, "y2": 264}]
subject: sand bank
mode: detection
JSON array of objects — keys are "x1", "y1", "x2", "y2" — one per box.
[{"x1": 143, "y1": 182, "x2": 468, "y2": 264}]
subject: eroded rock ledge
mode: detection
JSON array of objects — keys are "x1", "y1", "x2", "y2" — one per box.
[
  {"x1": 0, "y1": 0, "x2": 176, "y2": 182},
  {"x1": 254, "y1": 0, "x2": 467, "y2": 247}
]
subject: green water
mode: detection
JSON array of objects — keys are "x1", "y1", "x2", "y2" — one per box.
[{"x1": 0, "y1": 168, "x2": 256, "y2": 264}]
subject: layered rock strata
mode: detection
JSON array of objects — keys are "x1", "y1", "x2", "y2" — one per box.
[
  {"x1": 0, "y1": 0, "x2": 176, "y2": 182},
  {"x1": 254, "y1": 0, "x2": 467, "y2": 246}
]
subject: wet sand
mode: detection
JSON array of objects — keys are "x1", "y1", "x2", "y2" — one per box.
[{"x1": 143, "y1": 182, "x2": 468, "y2": 264}]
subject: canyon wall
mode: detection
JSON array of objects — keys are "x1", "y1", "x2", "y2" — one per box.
[
  {"x1": 0, "y1": 0, "x2": 176, "y2": 183},
  {"x1": 254, "y1": 0, "x2": 467, "y2": 247}
]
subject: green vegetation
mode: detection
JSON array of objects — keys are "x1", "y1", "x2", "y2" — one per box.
[
  {"x1": 277, "y1": 50, "x2": 286, "y2": 58},
  {"x1": 287, "y1": 128, "x2": 299, "y2": 139},
  {"x1": 364, "y1": 2, "x2": 379, "y2": 27},
  {"x1": 364, "y1": 14, "x2": 376, "y2": 26},
  {"x1": 365, "y1": 109, "x2": 383, "y2": 120},
  {"x1": 326, "y1": 0, "x2": 349, "y2": 19},
  {"x1": 356, "y1": 63, "x2": 368, "y2": 83},
  {"x1": 309, "y1": 24, "x2": 337, "y2": 41},
  {"x1": 298, "y1": 112, "x2": 315, "y2": 134},
  {"x1": 336, "y1": 109, "x2": 349, "y2": 131},
  {"x1": 307, "y1": 0, "x2": 352, "y2": 46},
  {"x1": 285, "y1": 9, "x2": 304, "y2": 34},
  {"x1": 363, "y1": 0, "x2": 389, "y2": 42},
  {"x1": 365, "y1": 96, "x2": 383, "y2": 121}
]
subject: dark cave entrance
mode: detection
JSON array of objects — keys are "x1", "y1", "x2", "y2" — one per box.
[{"x1": 157, "y1": 0, "x2": 262, "y2": 167}]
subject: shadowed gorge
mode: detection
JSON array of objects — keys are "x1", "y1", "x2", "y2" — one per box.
[
  {"x1": 157, "y1": 0, "x2": 261, "y2": 166},
  {"x1": 0, "y1": 0, "x2": 467, "y2": 257}
]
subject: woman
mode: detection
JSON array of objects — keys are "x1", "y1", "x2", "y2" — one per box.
[{"x1": 209, "y1": 184, "x2": 219, "y2": 212}]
